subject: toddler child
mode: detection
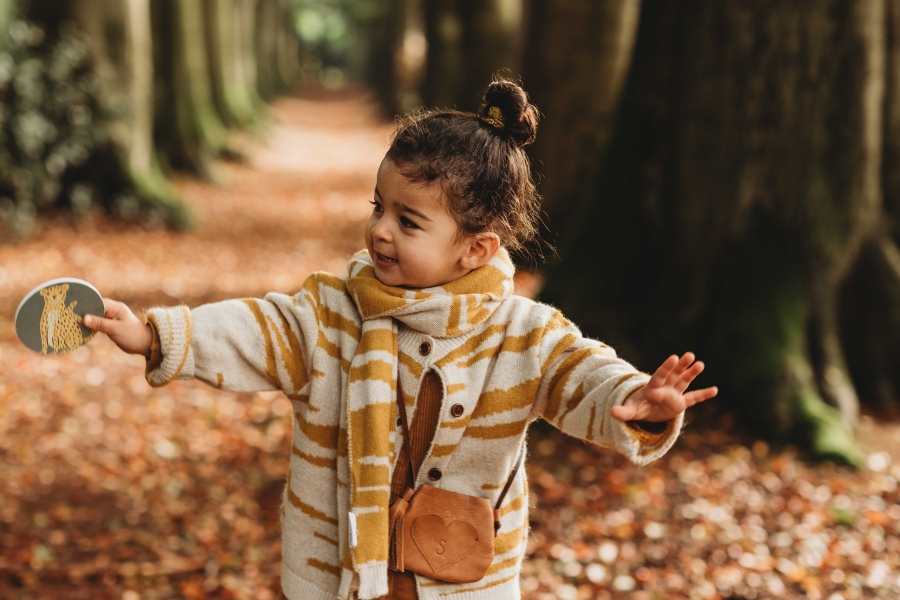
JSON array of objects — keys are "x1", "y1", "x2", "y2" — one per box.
[{"x1": 84, "y1": 80, "x2": 717, "y2": 600}]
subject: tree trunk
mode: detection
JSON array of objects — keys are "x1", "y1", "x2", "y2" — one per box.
[
  {"x1": 255, "y1": 0, "x2": 281, "y2": 99},
  {"x1": 69, "y1": 0, "x2": 191, "y2": 226},
  {"x1": 456, "y1": 0, "x2": 522, "y2": 110},
  {"x1": 152, "y1": 0, "x2": 229, "y2": 178},
  {"x1": 205, "y1": 0, "x2": 260, "y2": 127},
  {"x1": 521, "y1": 0, "x2": 641, "y2": 253},
  {"x1": 420, "y1": 0, "x2": 522, "y2": 112},
  {"x1": 839, "y1": 0, "x2": 900, "y2": 419},
  {"x1": 421, "y1": 0, "x2": 463, "y2": 110},
  {"x1": 542, "y1": 0, "x2": 887, "y2": 464},
  {"x1": 236, "y1": 0, "x2": 264, "y2": 112},
  {"x1": 274, "y1": 0, "x2": 299, "y2": 91},
  {"x1": 365, "y1": 0, "x2": 404, "y2": 116},
  {"x1": 0, "y1": 0, "x2": 14, "y2": 50}
]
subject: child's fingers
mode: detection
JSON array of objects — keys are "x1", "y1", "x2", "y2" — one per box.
[
  {"x1": 648, "y1": 355, "x2": 679, "y2": 388},
  {"x1": 664, "y1": 352, "x2": 695, "y2": 387},
  {"x1": 674, "y1": 361, "x2": 705, "y2": 393},
  {"x1": 682, "y1": 386, "x2": 718, "y2": 407},
  {"x1": 83, "y1": 313, "x2": 116, "y2": 335}
]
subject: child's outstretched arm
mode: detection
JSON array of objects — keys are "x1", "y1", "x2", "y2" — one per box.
[
  {"x1": 609, "y1": 352, "x2": 717, "y2": 422},
  {"x1": 532, "y1": 311, "x2": 716, "y2": 465},
  {"x1": 83, "y1": 279, "x2": 323, "y2": 395}
]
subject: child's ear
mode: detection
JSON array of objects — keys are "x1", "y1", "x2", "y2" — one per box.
[{"x1": 459, "y1": 233, "x2": 500, "y2": 270}]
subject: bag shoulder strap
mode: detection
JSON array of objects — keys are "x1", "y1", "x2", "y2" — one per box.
[
  {"x1": 396, "y1": 375, "x2": 524, "y2": 511},
  {"x1": 396, "y1": 378, "x2": 417, "y2": 486}
]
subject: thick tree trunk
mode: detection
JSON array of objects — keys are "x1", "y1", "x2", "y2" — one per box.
[
  {"x1": 152, "y1": 0, "x2": 229, "y2": 178},
  {"x1": 69, "y1": 0, "x2": 191, "y2": 226},
  {"x1": 205, "y1": 0, "x2": 260, "y2": 127},
  {"x1": 522, "y1": 0, "x2": 641, "y2": 252},
  {"x1": 542, "y1": 0, "x2": 886, "y2": 464}
]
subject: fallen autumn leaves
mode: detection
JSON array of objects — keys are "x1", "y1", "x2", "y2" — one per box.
[{"x1": 1, "y1": 88, "x2": 899, "y2": 600}]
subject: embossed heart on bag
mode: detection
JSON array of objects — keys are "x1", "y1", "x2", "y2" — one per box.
[{"x1": 410, "y1": 514, "x2": 480, "y2": 573}]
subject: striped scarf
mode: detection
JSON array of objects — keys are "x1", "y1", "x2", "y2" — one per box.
[{"x1": 342, "y1": 248, "x2": 515, "y2": 598}]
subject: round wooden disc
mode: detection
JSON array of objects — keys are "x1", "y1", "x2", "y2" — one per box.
[{"x1": 15, "y1": 278, "x2": 104, "y2": 355}]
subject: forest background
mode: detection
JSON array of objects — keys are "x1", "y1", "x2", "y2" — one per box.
[{"x1": 1, "y1": 0, "x2": 900, "y2": 599}]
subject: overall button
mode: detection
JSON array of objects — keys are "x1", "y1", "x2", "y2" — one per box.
[
  {"x1": 427, "y1": 468, "x2": 442, "y2": 481},
  {"x1": 396, "y1": 416, "x2": 403, "y2": 426},
  {"x1": 451, "y1": 403, "x2": 465, "y2": 417},
  {"x1": 419, "y1": 341, "x2": 431, "y2": 356}
]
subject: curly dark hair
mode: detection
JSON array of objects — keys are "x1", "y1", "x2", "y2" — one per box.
[{"x1": 385, "y1": 79, "x2": 542, "y2": 255}]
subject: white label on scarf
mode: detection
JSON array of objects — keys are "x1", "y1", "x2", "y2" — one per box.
[{"x1": 348, "y1": 512, "x2": 358, "y2": 548}]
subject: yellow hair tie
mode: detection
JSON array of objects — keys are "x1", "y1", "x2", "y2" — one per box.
[{"x1": 481, "y1": 106, "x2": 504, "y2": 130}]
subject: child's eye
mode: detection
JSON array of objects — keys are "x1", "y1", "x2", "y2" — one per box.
[
  {"x1": 400, "y1": 216, "x2": 420, "y2": 230},
  {"x1": 370, "y1": 200, "x2": 383, "y2": 213}
]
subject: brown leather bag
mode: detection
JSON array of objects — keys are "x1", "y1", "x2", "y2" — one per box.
[{"x1": 388, "y1": 385, "x2": 521, "y2": 583}]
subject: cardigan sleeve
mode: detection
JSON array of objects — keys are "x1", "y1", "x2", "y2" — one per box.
[
  {"x1": 143, "y1": 274, "x2": 323, "y2": 395},
  {"x1": 531, "y1": 311, "x2": 684, "y2": 465}
]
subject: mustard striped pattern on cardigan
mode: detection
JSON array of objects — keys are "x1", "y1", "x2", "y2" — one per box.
[{"x1": 144, "y1": 249, "x2": 684, "y2": 600}]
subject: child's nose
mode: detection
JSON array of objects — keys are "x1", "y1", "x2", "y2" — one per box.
[{"x1": 371, "y1": 219, "x2": 392, "y2": 241}]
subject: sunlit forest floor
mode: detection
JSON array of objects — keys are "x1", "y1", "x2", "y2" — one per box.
[{"x1": 1, "y1": 88, "x2": 899, "y2": 600}]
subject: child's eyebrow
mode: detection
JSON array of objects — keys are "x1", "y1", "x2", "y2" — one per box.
[{"x1": 374, "y1": 187, "x2": 433, "y2": 222}]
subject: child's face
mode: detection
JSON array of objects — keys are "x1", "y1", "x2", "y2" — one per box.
[{"x1": 365, "y1": 158, "x2": 492, "y2": 288}]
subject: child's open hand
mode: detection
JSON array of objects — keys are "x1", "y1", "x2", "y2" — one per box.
[
  {"x1": 610, "y1": 352, "x2": 718, "y2": 422},
  {"x1": 83, "y1": 299, "x2": 153, "y2": 357}
]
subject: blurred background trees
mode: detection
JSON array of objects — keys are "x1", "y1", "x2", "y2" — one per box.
[
  {"x1": 0, "y1": 0, "x2": 298, "y2": 239},
  {"x1": 3, "y1": 0, "x2": 900, "y2": 463}
]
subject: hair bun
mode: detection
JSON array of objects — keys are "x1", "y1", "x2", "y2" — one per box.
[{"x1": 478, "y1": 80, "x2": 539, "y2": 148}]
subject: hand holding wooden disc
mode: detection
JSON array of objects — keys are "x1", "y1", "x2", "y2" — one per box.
[{"x1": 15, "y1": 278, "x2": 104, "y2": 355}]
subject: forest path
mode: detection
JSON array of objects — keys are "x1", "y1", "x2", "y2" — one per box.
[{"x1": 1, "y1": 89, "x2": 899, "y2": 600}]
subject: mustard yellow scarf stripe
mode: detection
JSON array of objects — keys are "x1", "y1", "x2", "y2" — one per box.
[{"x1": 343, "y1": 249, "x2": 514, "y2": 597}]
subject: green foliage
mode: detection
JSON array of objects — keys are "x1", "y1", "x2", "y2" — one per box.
[
  {"x1": 0, "y1": 18, "x2": 104, "y2": 237},
  {"x1": 291, "y1": 0, "x2": 391, "y2": 87},
  {"x1": 0, "y1": 15, "x2": 180, "y2": 241}
]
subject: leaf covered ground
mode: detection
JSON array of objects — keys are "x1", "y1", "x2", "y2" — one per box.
[{"x1": 1, "y1": 89, "x2": 899, "y2": 600}]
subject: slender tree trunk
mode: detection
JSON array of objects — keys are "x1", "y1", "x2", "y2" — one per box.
[
  {"x1": 456, "y1": 0, "x2": 522, "y2": 110},
  {"x1": 522, "y1": 0, "x2": 641, "y2": 252},
  {"x1": 365, "y1": 0, "x2": 404, "y2": 116},
  {"x1": 205, "y1": 0, "x2": 260, "y2": 127},
  {"x1": 70, "y1": 0, "x2": 191, "y2": 226},
  {"x1": 255, "y1": 0, "x2": 280, "y2": 99},
  {"x1": 274, "y1": 0, "x2": 299, "y2": 91},
  {"x1": 420, "y1": 0, "x2": 522, "y2": 112},
  {"x1": 236, "y1": 0, "x2": 264, "y2": 112},
  {"x1": 153, "y1": 0, "x2": 229, "y2": 178},
  {"x1": 0, "y1": 0, "x2": 14, "y2": 50},
  {"x1": 839, "y1": 0, "x2": 900, "y2": 419},
  {"x1": 421, "y1": 0, "x2": 463, "y2": 109},
  {"x1": 542, "y1": 0, "x2": 887, "y2": 464}
]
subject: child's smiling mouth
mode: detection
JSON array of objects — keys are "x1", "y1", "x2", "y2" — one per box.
[{"x1": 374, "y1": 251, "x2": 398, "y2": 266}]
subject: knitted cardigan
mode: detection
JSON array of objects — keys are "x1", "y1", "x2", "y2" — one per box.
[{"x1": 144, "y1": 254, "x2": 684, "y2": 600}]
